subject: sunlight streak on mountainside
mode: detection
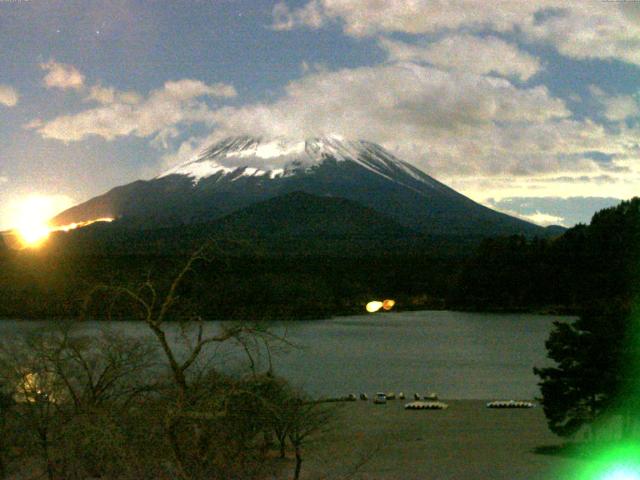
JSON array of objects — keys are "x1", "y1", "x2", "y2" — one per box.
[{"x1": 1, "y1": 197, "x2": 114, "y2": 250}]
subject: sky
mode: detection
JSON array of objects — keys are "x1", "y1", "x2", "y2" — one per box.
[{"x1": 0, "y1": 0, "x2": 639, "y2": 230}]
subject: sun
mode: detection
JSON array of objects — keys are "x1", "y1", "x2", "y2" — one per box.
[
  {"x1": 16, "y1": 219, "x2": 50, "y2": 247},
  {"x1": 11, "y1": 196, "x2": 56, "y2": 248}
]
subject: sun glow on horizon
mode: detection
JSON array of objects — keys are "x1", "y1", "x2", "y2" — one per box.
[
  {"x1": 2, "y1": 195, "x2": 113, "y2": 249},
  {"x1": 12, "y1": 196, "x2": 55, "y2": 248}
]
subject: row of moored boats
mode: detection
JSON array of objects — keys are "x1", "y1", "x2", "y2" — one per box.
[{"x1": 340, "y1": 392, "x2": 535, "y2": 411}]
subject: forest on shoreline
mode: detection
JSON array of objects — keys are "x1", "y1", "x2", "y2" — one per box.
[{"x1": 0, "y1": 198, "x2": 637, "y2": 321}]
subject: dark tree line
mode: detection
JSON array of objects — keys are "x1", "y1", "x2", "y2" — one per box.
[
  {"x1": 3, "y1": 199, "x2": 638, "y2": 321},
  {"x1": 0, "y1": 249, "x2": 457, "y2": 320},
  {"x1": 533, "y1": 199, "x2": 640, "y2": 440},
  {"x1": 454, "y1": 198, "x2": 640, "y2": 313}
]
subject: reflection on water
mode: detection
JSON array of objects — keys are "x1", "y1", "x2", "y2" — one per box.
[{"x1": 0, "y1": 310, "x2": 568, "y2": 399}]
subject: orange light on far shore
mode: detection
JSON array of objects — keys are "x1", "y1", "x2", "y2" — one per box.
[
  {"x1": 366, "y1": 301, "x2": 383, "y2": 313},
  {"x1": 366, "y1": 299, "x2": 396, "y2": 313}
]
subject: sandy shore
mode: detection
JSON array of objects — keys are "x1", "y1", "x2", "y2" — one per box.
[{"x1": 298, "y1": 400, "x2": 585, "y2": 480}]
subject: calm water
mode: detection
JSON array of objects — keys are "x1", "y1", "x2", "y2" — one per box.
[{"x1": 0, "y1": 310, "x2": 568, "y2": 400}]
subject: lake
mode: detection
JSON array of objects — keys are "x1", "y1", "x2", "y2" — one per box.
[{"x1": 0, "y1": 310, "x2": 568, "y2": 400}]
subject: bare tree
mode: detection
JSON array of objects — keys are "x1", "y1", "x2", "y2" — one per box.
[
  {"x1": 0, "y1": 241, "x2": 332, "y2": 480},
  {"x1": 0, "y1": 331, "x2": 70, "y2": 480},
  {"x1": 82, "y1": 241, "x2": 286, "y2": 479},
  {"x1": 0, "y1": 323, "x2": 158, "y2": 480},
  {"x1": 287, "y1": 398, "x2": 334, "y2": 480},
  {"x1": 0, "y1": 383, "x2": 14, "y2": 479}
]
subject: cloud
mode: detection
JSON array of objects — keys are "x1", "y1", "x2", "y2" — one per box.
[
  {"x1": 30, "y1": 79, "x2": 237, "y2": 143},
  {"x1": 272, "y1": 1, "x2": 567, "y2": 35},
  {"x1": 85, "y1": 85, "x2": 142, "y2": 105},
  {"x1": 40, "y1": 60, "x2": 85, "y2": 90},
  {"x1": 0, "y1": 85, "x2": 18, "y2": 107},
  {"x1": 519, "y1": 211, "x2": 566, "y2": 227},
  {"x1": 488, "y1": 205, "x2": 566, "y2": 227},
  {"x1": 273, "y1": 1, "x2": 640, "y2": 66},
  {"x1": 379, "y1": 35, "x2": 541, "y2": 81},
  {"x1": 300, "y1": 60, "x2": 328, "y2": 74},
  {"x1": 485, "y1": 196, "x2": 622, "y2": 226},
  {"x1": 272, "y1": 1, "x2": 326, "y2": 31},
  {"x1": 151, "y1": 59, "x2": 640, "y2": 206},
  {"x1": 0, "y1": 176, "x2": 8, "y2": 184},
  {"x1": 180, "y1": 62, "x2": 598, "y2": 178},
  {"x1": 524, "y1": 4, "x2": 640, "y2": 66},
  {"x1": 446, "y1": 167, "x2": 640, "y2": 208},
  {"x1": 603, "y1": 96, "x2": 640, "y2": 122},
  {"x1": 272, "y1": 0, "x2": 555, "y2": 35},
  {"x1": 210, "y1": 62, "x2": 568, "y2": 135},
  {"x1": 589, "y1": 86, "x2": 639, "y2": 122}
]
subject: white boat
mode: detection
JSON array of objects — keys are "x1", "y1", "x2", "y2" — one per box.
[
  {"x1": 404, "y1": 401, "x2": 448, "y2": 410},
  {"x1": 486, "y1": 400, "x2": 534, "y2": 409}
]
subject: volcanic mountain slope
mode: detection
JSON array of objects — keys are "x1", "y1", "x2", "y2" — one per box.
[
  {"x1": 53, "y1": 135, "x2": 549, "y2": 237},
  {"x1": 48, "y1": 191, "x2": 424, "y2": 256}
]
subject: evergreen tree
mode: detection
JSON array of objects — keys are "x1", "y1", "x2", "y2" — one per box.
[{"x1": 534, "y1": 302, "x2": 637, "y2": 438}]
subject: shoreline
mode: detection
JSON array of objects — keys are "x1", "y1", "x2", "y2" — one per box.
[
  {"x1": 0, "y1": 305, "x2": 578, "y2": 322},
  {"x1": 302, "y1": 399, "x2": 584, "y2": 480}
]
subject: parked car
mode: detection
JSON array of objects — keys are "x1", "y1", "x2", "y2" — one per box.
[{"x1": 373, "y1": 392, "x2": 387, "y2": 404}]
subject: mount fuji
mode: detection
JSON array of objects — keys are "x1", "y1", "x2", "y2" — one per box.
[{"x1": 52, "y1": 135, "x2": 549, "y2": 237}]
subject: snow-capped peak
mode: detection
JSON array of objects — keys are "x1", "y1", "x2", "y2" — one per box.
[{"x1": 158, "y1": 135, "x2": 442, "y2": 191}]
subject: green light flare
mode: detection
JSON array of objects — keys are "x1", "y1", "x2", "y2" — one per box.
[
  {"x1": 602, "y1": 469, "x2": 640, "y2": 480},
  {"x1": 576, "y1": 443, "x2": 640, "y2": 480}
]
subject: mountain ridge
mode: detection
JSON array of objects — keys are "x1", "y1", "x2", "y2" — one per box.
[
  {"x1": 47, "y1": 191, "x2": 427, "y2": 256},
  {"x1": 52, "y1": 135, "x2": 554, "y2": 238}
]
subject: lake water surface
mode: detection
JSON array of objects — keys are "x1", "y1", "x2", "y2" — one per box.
[{"x1": 0, "y1": 310, "x2": 569, "y2": 400}]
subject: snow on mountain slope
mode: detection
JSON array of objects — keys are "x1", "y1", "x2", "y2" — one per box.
[
  {"x1": 52, "y1": 134, "x2": 548, "y2": 237},
  {"x1": 158, "y1": 135, "x2": 446, "y2": 192}
]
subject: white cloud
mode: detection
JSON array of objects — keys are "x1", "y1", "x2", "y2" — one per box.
[
  {"x1": 274, "y1": 1, "x2": 640, "y2": 66},
  {"x1": 485, "y1": 201, "x2": 567, "y2": 226},
  {"x1": 484, "y1": 196, "x2": 623, "y2": 226},
  {"x1": 379, "y1": 35, "x2": 541, "y2": 81},
  {"x1": 162, "y1": 79, "x2": 237, "y2": 100},
  {"x1": 182, "y1": 62, "x2": 578, "y2": 177},
  {"x1": 446, "y1": 167, "x2": 640, "y2": 208},
  {"x1": 300, "y1": 60, "x2": 328, "y2": 74},
  {"x1": 590, "y1": 86, "x2": 640, "y2": 122},
  {"x1": 272, "y1": 0, "x2": 326, "y2": 31},
  {"x1": 151, "y1": 58, "x2": 640, "y2": 209},
  {"x1": 516, "y1": 210, "x2": 565, "y2": 227},
  {"x1": 30, "y1": 79, "x2": 237, "y2": 143},
  {"x1": 86, "y1": 85, "x2": 142, "y2": 105},
  {"x1": 40, "y1": 60, "x2": 85, "y2": 90},
  {"x1": 272, "y1": 0, "x2": 559, "y2": 36},
  {"x1": 0, "y1": 176, "x2": 8, "y2": 184},
  {"x1": 0, "y1": 85, "x2": 19, "y2": 107},
  {"x1": 603, "y1": 95, "x2": 640, "y2": 122},
  {"x1": 523, "y1": 4, "x2": 640, "y2": 66},
  {"x1": 210, "y1": 63, "x2": 568, "y2": 135}
]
